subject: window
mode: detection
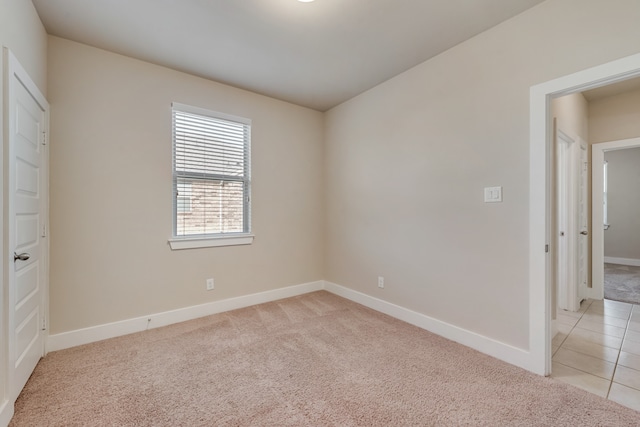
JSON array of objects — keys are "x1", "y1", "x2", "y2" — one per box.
[{"x1": 169, "y1": 103, "x2": 252, "y2": 249}]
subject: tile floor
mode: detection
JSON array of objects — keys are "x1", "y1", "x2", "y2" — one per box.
[{"x1": 552, "y1": 298, "x2": 640, "y2": 411}]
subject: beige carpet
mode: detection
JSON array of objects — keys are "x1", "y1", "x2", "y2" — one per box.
[{"x1": 10, "y1": 291, "x2": 640, "y2": 426}]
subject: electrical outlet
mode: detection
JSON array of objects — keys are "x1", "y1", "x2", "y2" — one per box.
[
  {"x1": 206, "y1": 278, "x2": 215, "y2": 291},
  {"x1": 378, "y1": 276, "x2": 384, "y2": 288}
]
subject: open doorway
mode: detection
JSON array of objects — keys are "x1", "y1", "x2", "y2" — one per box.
[
  {"x1": 531, "y1": 58, "x2": 640, "y2": 408},
  {"x1": 529, "y1": 52, "x2": 640, "y2": 377},
  {"x1": 592, "y1": 140, "x2": 640, "y2": 305}
]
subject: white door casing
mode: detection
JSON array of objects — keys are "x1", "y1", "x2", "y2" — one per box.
[{"x1": 5, "y1": 49, "x2": 49, "y2": 401}]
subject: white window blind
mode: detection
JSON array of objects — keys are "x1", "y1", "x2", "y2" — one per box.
[{"x1": 172, "y1": 103, "x2": 251, "y2": 238}]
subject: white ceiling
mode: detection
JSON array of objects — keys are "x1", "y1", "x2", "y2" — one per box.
[{"x1": 32, "y1": 0, "x2": 545, "y2": 111}]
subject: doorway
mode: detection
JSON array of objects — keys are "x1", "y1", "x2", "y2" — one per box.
[
  {"x1": 529, "y1": 52, "x2": 640, "y2": 376},
  {"x1": 592, "y1": 139, "x2": 640, "y2": 304}
]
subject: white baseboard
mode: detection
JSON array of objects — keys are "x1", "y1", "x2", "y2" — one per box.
[
  {"x1": 47, "y1": 280, "x2": 324, "y2": 352},
  {"x1": 0, "y1": 399, "x2": 13, "y2": 427},
  {"x1": 587, "y1": 286, "x2": 604, "y2": 301},
  {"x1": 47, "y1": 279, "x2": 535, "y2": 374},
  {"x1": 323, "y1": 282, "x2": 533, "y2": 372},
  {"x1": 604, "y1": 256, "x2": 640, "y2": 267}
]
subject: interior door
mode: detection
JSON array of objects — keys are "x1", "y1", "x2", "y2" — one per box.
[
  {"x1": 556, "y1": 129, "x2": 578, "y2": 311},
  {"x1": 577, "y1": 142, "x2": 588, "y2": 302},
  {"x1": 6, "y1": 50, "x2": 49, "y2": 400}
]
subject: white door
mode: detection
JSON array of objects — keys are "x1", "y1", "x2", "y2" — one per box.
[
  {"x1": 6, "y1": 50, "x2": 49, "y2": 400},
  {"x1": 577, "y1": 142, "x2": 589, "y2": 302},
  {"x1": 556, "y1": 129, "x2": 578, "y2": 311}
]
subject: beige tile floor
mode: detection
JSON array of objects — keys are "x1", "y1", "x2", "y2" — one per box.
[{"x1": 552, "y1": 298, "x2": 640, "y2": 411}]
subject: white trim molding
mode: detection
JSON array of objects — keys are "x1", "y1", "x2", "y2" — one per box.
[
  {"x1": 168, "y1": 234, "x2": 254, "y2": 250},
  {"x1": 604, "y1": 257, "x2": 640, "y2": 267},
  {"x1": 48, "y1": 280, "x2": 323, "y2": 351},
  {"x1": 324, "y1": 282, "x2": 533, "y2": 372}
]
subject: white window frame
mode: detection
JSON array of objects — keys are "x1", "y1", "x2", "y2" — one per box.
[{"x1": 169, "y1": 103, "x2": 253, "y2": 250}]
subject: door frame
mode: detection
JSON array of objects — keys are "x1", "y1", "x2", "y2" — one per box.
[
  {"x1": 555, "y1": 128, "x2": 579, "y2": 312},
  {"x1": 577, "y1": 139, "x2": 589, "y2": 303},
  {"x1": 2, "y1": 47, "x2": 49, "y2": 406},
  {"x1": 530, "y1": 52, "x2": 640, "y2": 376},
  {"x1": 592, "y1": 137, "x2": 640, "y2": 297},
  {"x1": 0, "y1": 46, "x2": 7, "y2": 427}
]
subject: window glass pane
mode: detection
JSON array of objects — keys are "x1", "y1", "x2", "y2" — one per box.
[
  {"x1": 177, "y1": 179, "x2": 192, "y2": 214},
  {"x1": 172, "y1": 104, "x2": 250, "y2": 238},
  {"x1": 176, "y1": 179, "x2": 245, "y2": 236}
]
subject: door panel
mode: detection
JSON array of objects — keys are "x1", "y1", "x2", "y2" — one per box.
[
  {"x1": 16, "y1": 159, "x2": 39, "y2": 195},
  {"x1": 16, "y1": 264, "x2": 38, "y2": 305},
  {"x1": 16, "y1": 216, "x2": 38, "y2": 248}
]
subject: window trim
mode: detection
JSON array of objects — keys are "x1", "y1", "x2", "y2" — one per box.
[
  {"x1": 169, "y1": 102, "x2": 252, "y2": 249},
  {"x1": 169, "y1": 234, "x2": 254, "y2": 250}
]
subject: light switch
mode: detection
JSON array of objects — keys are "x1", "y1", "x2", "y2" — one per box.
[{"x1": 484, "y1": 186, "x2": 502, "y2": 203}]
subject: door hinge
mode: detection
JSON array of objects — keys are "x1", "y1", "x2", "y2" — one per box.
[
  {"x1": 545, "y1": 244, "x2": 549, "y2": 253},
  {"x1": 41, "y1": 223, "x2": 47, "y2": 238},
  {"x1": 41, "y1": 317, "x2": 46, "y2": 331},
  {"x1": 41, "y1": 131, "x2": 47, "y2": 146}
]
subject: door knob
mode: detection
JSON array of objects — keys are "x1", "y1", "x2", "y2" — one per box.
[
  {"x1": 14, "y1": 252, "x2": 30, "y2": 262},
  {"x1": 580, "y1": 231, "x2": 588, "y2": 236}
]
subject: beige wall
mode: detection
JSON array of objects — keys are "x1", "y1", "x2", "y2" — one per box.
[
  {"x1": 552, "y1": 93, "x2": 589, "y2": 142},
  {"x1": 589, "y1": 87, "x2": 640, "y2": 144},
  {"x1": 603, "y1": 148, "x2": 640, "y2": 261},
  {"x1": 589, "y1": 87, "x2": 640, "y2": 262},
  {"x1": 325, "y1": 0, "x2": 640, "y2": 350},
  {"x1": 47, "y1": 37, "x2": 325, "y2": 334}
]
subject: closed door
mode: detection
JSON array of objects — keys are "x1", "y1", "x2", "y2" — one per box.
[{"x1": 7, "y1": 50, "x2": 49, "y2": 400}]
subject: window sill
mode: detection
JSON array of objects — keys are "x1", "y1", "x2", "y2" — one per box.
[{"x1": 169, "y1": 234, "x2": 254, "y2": 250}]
